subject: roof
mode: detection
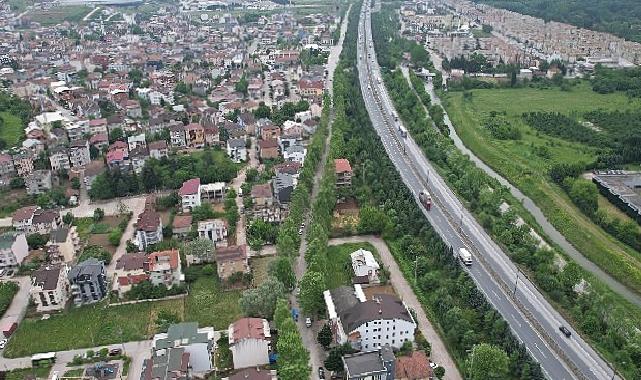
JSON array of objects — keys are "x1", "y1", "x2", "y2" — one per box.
[
  {"x1": 148, "y1": 249, "x2": 180, "y2": 272},
  {"x1": 274, "y1": 161, "x2": 301, "y2": 175},
  {"x1": 137, "y1": 209, "x2": 161, "y2": 232},
  {"x1": 351, "y1": 249, "x2": 380, "y2": 270},
  {"x1": 141, "y1": 347, "x2": 189, "y2": 380},
  {"x1": 69, "y1": 258, "x2": 105, "y2": 279},
  {"x1": 172, "y1": 215, "x2": 193, "y2": 229},
  {"x1": 395, "y1": 351, "x2": 431, "y2": 380},
  {"x1": 335, "y1": 158, "x2": 352, "y2": 173},
  {"x1": 258, "y1": 139, "x2": 279, "y2": 149},
  {"x1": 227, "y1": 138, "x2": 246, "y2": 148},
  {"x1": 343, "y1": 348, "x2": 394, "y2": 377},
  {"x1": 251, "y1": 183, "x2": 272, "y2": 198},
  {"x1": 179, "y1": 178, "x2": 200, "y2": 196},
  {"x1": 12, "y1": 206, "x2": 38, "y2": 223},
  {"x1": 228, "y1": 368, "x2": 272, "y2": 380},
  {"x1": 31, "y1": 265, "x2": 63, "y2": 291},
  {"x1": 155, "y1": 322, "x2": 210, "y2": 350},
  {"x1": 49, "y1": 228, "x2": 70, "y2": 243},
  {"x1": 215, "y1": 245, "x2": 247, "y2": 263},
  {"x1": 230, "y1": 318, "x2": 270, "y2": 342},
  {"x1": 339, "y1": 293, "x2": 414, "y2": 333},
  {"x1": 32, "y1": 210, "x2": 59, "y2": 225},
  {"x1": 117, "y1": 273, "x2": 149, "y2": 286},
  {"x1": 115, "y1": 253, "x2": 147, "y2": 271},
  {"x1": 149, "y1": 140, "x2": 168, "y2": 150},
  {"x1": 273, "y1": 172, "x2": 294, "y2": 191}
]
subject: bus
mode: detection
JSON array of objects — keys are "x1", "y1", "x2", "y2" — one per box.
[{"x1": 31, "y1": 352, "x2": 56, "y2": 367}]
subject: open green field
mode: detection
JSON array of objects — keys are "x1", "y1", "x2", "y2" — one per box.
[
  {"x1": 326, "y1": 242, "x2": 379, "y2": 289},
  {"x1": 0, "y1": 112, "x2": 24, "y2": 147},
  {"x1": 443, "y1": 82, "x2": 641, "y2": 294},
  {"x1": 28, "y1": 5, "x2": 92, "y2": 25},
  {"x1": 184, "y1": 275, "x2": 242, "y2": 330},
  {"x1": 6, "y1": 365, "x2": 51, "y2": 380},
  {"x1": 0, "y1": 281, "x2": 19, "y2": 316}
]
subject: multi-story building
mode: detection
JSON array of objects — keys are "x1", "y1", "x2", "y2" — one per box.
[
  {"x1": 215, "y1": 245, "x2": 249, "y2": 280},
  {"x1": 149, "y1": 140, "x2": 169, "y2": 160},
  {"x1": 30, "y1": 264, "x2": 70, "y2": 312},
  {"x1": 226, "y1": 139, "x2": 247, "y2": 163},
  {"x1": 48, "y1": 227, "x2": 81, "y2": 263},
  {"x1": 25, "y1": 170, "x2": 53, "y2": 195},
  {"x1": 179, "y1": 178, "x2": 202, "y2": 212},
  {"x1": 0, "y1": 233, "x2": 28, "y2": 270},
  {"x1": 197, "y1": 219, "x2": 228, "y2": 247},
  {"x1": 335, "y1": 158, "x2": 352, "y2": 187},
  {"x1": 185, "y1": 123, "x2": 205, "y2": 149},
  {"x1": 49, "y1": 147, "x2": 71, "y2": 172},
  {"x1": 68, "y1": 258, "x2": 108, "y2": 305},
  {"x1": 147, "y1": 249, "x2": 183, "y2": 288},
  {"x1": 12, "y1": 150, "x2": 34, "y2": 177},
  {"x1": 135, "y1": 207, "x2": 163, "y2": 251},
  {"x1": 69, "y1": 139, "x2": 91, "y2": 168},
  {"x1": 343, "y1": 346, "x2": 396, "y2": 380},
  {"x1": 0, "y1": 153, "x2": 16, "y2": 178},
  {"x1": 151, "y1": 322, "x2": 216, "y2": 374},
  {"x1": 65, "y1": 120, "x2": 89, "y2": 141},
  {"x1": 170, "y1": 125, "x2": 187, "y2": 148},
  {"x1": 228, "y1": 318, "x2": 271, "y2": 369}
]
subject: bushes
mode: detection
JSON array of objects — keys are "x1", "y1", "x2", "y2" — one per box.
[{"x1": 0, "y1": 282, "x2": 19, "y2": 315}]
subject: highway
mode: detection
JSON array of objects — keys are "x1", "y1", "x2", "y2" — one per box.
[{"x1": 356, "y1": 1, "x2": 617, "y2": 379}]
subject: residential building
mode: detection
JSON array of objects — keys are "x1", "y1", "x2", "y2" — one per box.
[
  {"x1": 0, "y1": 233, "x2": 28, "y2": 270},
  {"x1": 128, "y1": 133, "x2": 147, "y2": 151},
  {"x1": 25, "y1": 170, "x2": 52, "y2": 195},
  {"x1": 170, "y1": 125, "x2": 187, "y2": 148},
  {"x1": 113, "y1": 253, "x2": 148, "y2": 295},
  {"x1": 130, "y1": 147, "x2": 149, "y2": 174},
  {"x1": 147, "y1": 249, "x2": 183, "y2": 288},
  {"x1": 31, "y1": 209, "x2": 62, "y2": 235},
  {"x1": 69, "y1": 139, "x2": 91, "y2": 168},
  {"x1": 342, "y1": 346, "x2": 396, "y2": 380},
  {"x1": 260, "y1": 124, "x2": 281, "y2": 141},
  {"x1": 141, "y1": 347, "x2": 190, "y2": 380},
  {"x1": 89, "y1": 118, "x2": 108, "y2": 135},
  {"x1": 273, "y1": 172, "x2": 294, "y2": 205},
  {"x1": 135, "y1": 207, "x2": 163, "y2": 251},
  {"x1": 185, "y1": 123, "x2": 205, "y2": 148},
  {"x1": 324, "y1": 285, "x2": 416, "y2": 350},
  {"x1": 172, "y1": 215, "x2": 193, "y2": 240},
  {"x1": 12, "y1": 205, "x2": 39, "y2": 232},
  {"x1": 395, "y1": 351, "x2": 432, "y2": 380},
  {"x1": 68, "y1": 258, "x2": 108, "y2": 305},
  {"x1": 49, "y1": 147, "x2": 70, "y2": 172},
  {"x1": 0, "y1": 154, "x2": 15, "y2": 178},
  {"x1": 335, "y1": 158, "x2": 353, "y2": 187},
  {"x1": 258, "y1": 139, "x2": 280, "y2": 160},
  {"x1": 251, "y1": 183, "x2": 274, "y2": 209},
  {"x1": 12, "y1": 151, "x2": 34, "y2": 177},
  {"x1": 351, "y1": 248, "x2": 380, "y2": 284},
  {"x1": 152, "y1": 322, "x2": 216, "y2": 374},
  {"x1": 30, "y1": 264, "x2": 70, "y2": 312},
  {"x1": 200, "y1": 182, "x2": 227, "y2": 203},
  {"x1": 149, "y1": 140, "x2": 169, "y2": 160},
  {"x1": 228, "y1": 318, "x2": 271, "y2": 369},
  {"x1": 283, "y1": 145, "x2": 306, "y2": 165},
  {"x1": 225, "y1": 368, "x2": 277, "y2": 380},
  {"x1": 179, "y1": 178, "x2": 202, "y2": 212},
  {"x1": 48, "y1": 227, "x2": 81, "y2": 263},
  {"x1": 197, "y1": 219, "x2": 228, "y2": 247},
  {"x1": 226, "y1": 138, "x2": 247, "y2": 163},
  {"x1": 65, "y1": 120, "x2": 89, "y2": 142},
  {"x1": 215, "y1": 245, "x2": 249, "y2": 280}
]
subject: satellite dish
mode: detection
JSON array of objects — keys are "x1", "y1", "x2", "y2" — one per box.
[{"x1": 200, "y1": 13, "x2": 209, "y2": 21}]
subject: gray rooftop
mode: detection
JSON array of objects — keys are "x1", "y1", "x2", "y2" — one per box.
[
  {"x1": 49, "y1": 228, "x2": 70, "y2": 244},
  {"x1": 155, "y1": 322, "x2": 209, "y2": 350},
  {"x1": 343, "y1": 347, "x2": 394, "y2": 377},
  {"x1": 273, "y1": 172, "x2": 294, "y2": 191},
  {"x1": 227, "y1": 138, "x2": 246, "y2": 148},
  {"x1": 68, "y1": 258, "x2": 105, "y2": 279}
]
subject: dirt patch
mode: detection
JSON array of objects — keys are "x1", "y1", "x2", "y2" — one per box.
[
  {"x1": 88, "y1": 234, "x2": 117, "y2": 254},
  {"x1": 362, "y1": 284, "x2": 396, "y2": 298}
]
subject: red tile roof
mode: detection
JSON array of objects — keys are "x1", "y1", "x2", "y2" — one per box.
[
  {"x1": 335, "y1": 158, "x2": 352, "y2": 173},
  {"x1": 172, "y1": 215, "x2": 193, "y2": 229},
  {"x1": 395, "y1": 351, "x2": 432, "y2": 380},
  {"x1": 231, "y1": 318, "x2": 268, "y2": 341},
  {"x1": 215, "y1": 245, "x2": 247, "y2": 263},
  {"x1": 136, "y1": 209, "x2": 161, "y2": 232},
  {"x1": 117, "y1": 273, "x2": 149, "y2": 286},
  {"x1": 148, "y1": 249, "x2": 180, "y2": 271},
  {"x1": 179, "y1": 178, "x2": 200, "y2": 196},
  {"x1": 12, "y1": 206, "x2": 38, "y2": 223}
]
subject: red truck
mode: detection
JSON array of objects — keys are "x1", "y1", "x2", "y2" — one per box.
[{"x1": 419, "y1": 190, "x2": 432, "y2": 211}]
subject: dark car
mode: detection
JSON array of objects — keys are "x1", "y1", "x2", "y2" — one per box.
[
  {"x1": 559, "y1": 326, "x2": 572, "y2": 338},
  {"x1": 318, "y1": 367, "x2": 325, "y2": 379}
]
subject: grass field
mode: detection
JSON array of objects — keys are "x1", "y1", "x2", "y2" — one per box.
[
  {"x1": 0, "y1": 112, "x2": 24, "y2": 148},
  {"x1": 326, "y1": 242, "x2": 379, "y2": 289},
  {"x1": 250, "y1": 256, "x2": 276, "y2": 287},
  {"x1": 184, "y1": 276, "x2": 242, "y2": 330},
  {"x1": 5, "y1": 365, "x2": 51, "y2": 380},
  {"x1": 3, "y1": 299, "x2": 183, "y2": 358},
  {"x1": 29, "y1": 5, "x2": 92, "y2": 25},
  {"x1": 443, "y1": 82, "x2": 641, "y2": 294},
  {"x1": 0, "y1": 281, "x2": 19, "y2": 316}
]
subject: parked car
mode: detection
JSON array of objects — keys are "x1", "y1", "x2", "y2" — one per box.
[
  {"x1": 559, "y1": 326, "x2": 572, "y2": 338},
  {"x1": 0, "y1": 339, "x2": 8, "y2": 349},
  {"x1": 305, "y1": 317, "x2": 312, "y2": 328},
  {"x1": 318, "y1": 367, "x2": 325, "y2": 379},
  {"x1": 108, "y1": 348, "x2": 122, "y2": 356},
  {"x1": 429, "y1": 361, "x2": 438, "y2": 369}
]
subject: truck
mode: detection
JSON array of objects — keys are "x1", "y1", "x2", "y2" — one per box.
[
  {"x1": 418, "y1": 190, "x2": 432, "y2": 211},
  {"x1": 458, "y1": 247, "x2": 473, "y2": 266}
]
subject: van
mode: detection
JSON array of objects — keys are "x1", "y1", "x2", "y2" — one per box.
[{"x1": 458, "y1": 247, "x2": 472, "y2": 266}]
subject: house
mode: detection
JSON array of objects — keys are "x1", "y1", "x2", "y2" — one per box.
[
  {"x1": 273, "y1": 173, "x2": 294, "y2": 205},
  {"x1": 135, "y1": 207, "x2": 163, "y2": 251},
  {"x1": 152, "y1": 322, "x2": 216, "y2": 374},
  {"x1": 25, "y1": 170, "x2": 52, "y2": 195},
  {"x1": 179, "y1": 178, "x2": 202, "y2": 212},
  {"x1": 335, "y1": 158, "x2": 353, "y2": 187},
  {"x1": 68, "y1": 258, "x2": 108, "y2": 305},
  {"x1": 283, "y1": 145, "x2": 306, "y2": 165},
  {"x1": 140, "y1": 347, "x2": 190, "y2": 380},
  {"x1": 49, "y1": 147, "x2": 70, "y2": 172},
  {"x1": 198, "y1": 219, "x2": 228, "y2": 247},
  {"x1": 225, "y1": 368, "x2": 278, "y2": 380},
  {"x1": 130, "y1": 147, "x2": 149, "y2": 174},
  {"x1": 342, "y1": 346, "x2": 396, "y2": 380},
  {"x1": 30, "y1": 264, "x2": 70, "y2": 312},
  {"x1": 106, "y1": 149, "x2": 130, "y2": 170},
  {"x1": 89, "y1": 118, "x2": 108, "y2": 135},
  {"x1": 147, "y1": 249, "x2": 183, "y2": 288},
  {"x1": 251, "y1": 183, "x2": 273, "y2": 209},
  {"x1": 12, "y1": 151, "x2": 34, "y2": 177},
  {"x1": 0, "y1": 233, "x2": 28, "y2": 270},
  {"x1": 113, "y1": 253, "x2": 148, "y2": 294},
  {"x1": 170, "y1": 125, "x2": 187, "y2": 148},
  {"x1": 298, "y1": 77, "x2": 324, "y2": 97},
  {"x1": 258, "y1": 139, "x2": 280, "y2": 160},
  {"x1": 226, "y1": 138, "x2": 247, "y2": 163},
  {"x1": 204, "y1": 126, "x2": 220, "y2": 146},
  {"x1": 324, "y1": 284, "x2": 416, "y2": 350},
  {"x1": 48, "y1": 227, "x2": 81, "y2": 263},
  {"x1": 215, "y1": 245, "x2": 249, "y2": 280},
  {"x1": 260, "y1": 124, "x2": 281, "y2": 141},
  {"x1": 149, "y1": 140, "x2": 169, "y2": 160},
  {"x1": 200, "y1": 182, "x2": 227, "y2": 203},
  {"x1": 395, "y1": 351, "x2": 432, "y2": 380},
  {"x1": 128, "y1": 133, "x2": 147, "y2": 151},
  {"x1": 351, "y1": 248, "x2": 380, "y2": 284},
  {"x1": 228, "y1": 318, "x2": 271, "y2": 369},
  {"x1": 0, "y1": 154, "x2": 15, "y2": 178},
  {"x1": 69, "y1": 139, "x2": 91, "y2": 168},
  {"x1": 31, "y1": 209, "x2": 62, "y2": 235},
  {"x1": 12, "y1": 206, "x2": 39, "y2": 232},
  {"x1": 185, "y1": 123, "x2": 205, "y2": 148},
  {"x1": 172, "y1": 215, "x2": 193, "y2": 239}
]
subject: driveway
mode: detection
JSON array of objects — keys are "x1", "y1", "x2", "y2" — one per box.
[
  {"x1": 0, "y1": 276, "x2": 31, "y2": 338},
  {"x1": 328, "y1": 235, "x2": 462, "y2": 380}
]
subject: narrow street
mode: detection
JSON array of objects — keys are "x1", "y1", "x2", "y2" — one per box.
[
  {"x1": 288, "y1": 5, "x2": 351, "y2": 378},
  {"x1": 231, "y1": 137, "x2": 260, "y2": 248}
]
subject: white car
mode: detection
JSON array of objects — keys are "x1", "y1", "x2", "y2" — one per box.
[
  {"x1": 429, "y1": 361, "x2": 438, "y2": 369},
  {"x1": 0, "y1": 339, "x2": 8, "y2": 349},
  {"x1": 305, "y1": 318, "x2": 312, "y2": 328}
]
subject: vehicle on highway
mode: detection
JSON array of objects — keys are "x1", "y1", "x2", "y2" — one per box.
[
  {"x1": 418, "y1": 189, "x2": 432, "y2": 211},
  {"x1": 318, "y1": 367, "x2": 325, "y2": 379},
  {"x1": 305, "y1": 317, "x2": 312, "y2": 328},
  {"x1": 559, "y1": 326, "x2": 572, "y2": 338},
  {"x1": 458, "y1": 247, "x2": 473, "y2": 266},
  {"x1": 398, "y1": 125, "x2": 407, "y2": 138}
]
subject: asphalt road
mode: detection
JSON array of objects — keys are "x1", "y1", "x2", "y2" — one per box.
[{"x1": 357, "y1": 2, "x2": 616, "y2": 379}]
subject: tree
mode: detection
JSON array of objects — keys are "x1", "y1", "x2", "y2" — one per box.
[
  {"x1": 109, "y1": 127, "x2": 124, "y2": 143},
  {"x1": 299, "y1": 270, "x2": 326, "y2": 314},
  {"x1": 93, "y1": 208, "x2": 105, "y2": 222},
  {"x1": 434, "y1": 366, "x2": 445, "y2": 379},
  {"x1": 181, "y1": 238, "x2": 215, "y2": 262},
  {"x1": 235, "y1": 75, "x2": 249, "y2": 98},
  {"x1": 467, "y1": 343, "x2": 509, "y2": 380},
  {"x1": 268, "y1": 256, "x2": 296, "y2": 290},
  {"x1": 71, "y1": 177, "x2": 81, "y2": 190},
  {"x1": 563, "y1": 177, "x2": 598, "y2": 216},
  {"x1": 27, "y1": 233, "x2": 48, "y2": 249},
  {"x1": 239, "y1": 276, "x2": 286, "y2": 319},
  {"x1": 63, "y1": 212, "x2": 74, "y2": 225},
  {"x1": 317, "y1": 323, "x2": 332, "y2": 349},
  {"x1": 324, "y1": 343, "x2": 354, "y2": 372}
]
